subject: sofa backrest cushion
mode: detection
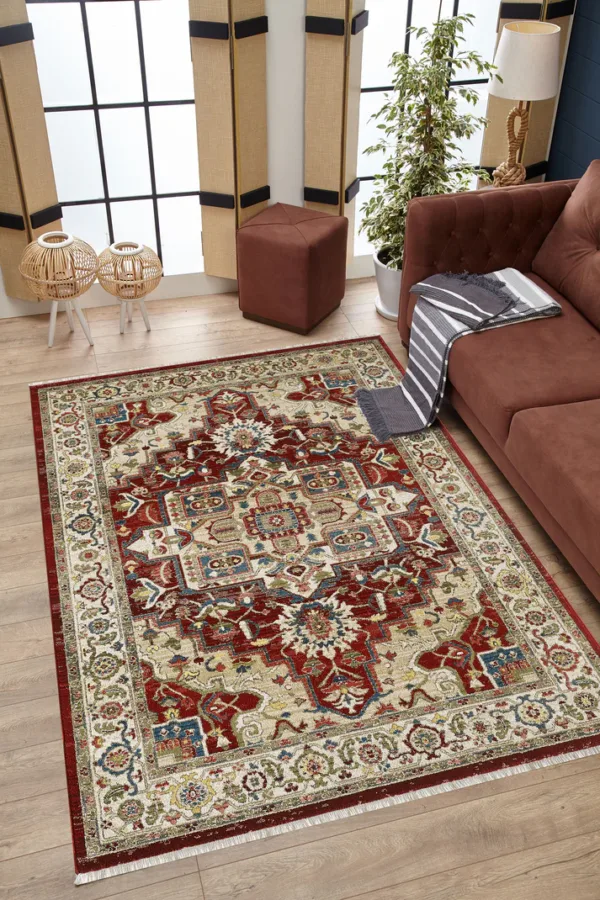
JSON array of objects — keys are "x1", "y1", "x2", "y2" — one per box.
[{"x1": 533, "y1": 160, "x2": 600, "y2": 330}]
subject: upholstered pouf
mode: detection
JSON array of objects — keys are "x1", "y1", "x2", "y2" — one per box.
[{"x1": 237, "y1": 203, "x2": 348, "y2": 334}]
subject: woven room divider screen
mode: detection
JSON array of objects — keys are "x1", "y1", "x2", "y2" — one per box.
[
  {"x1": 189, "y1": 0, "x2": 269, "y2": 280},
  {"x1": 0, "y1": 0, "x2": 62, "y2": 300},
  {"x1": 303, "y1": 0, "x2": 367, "y2": 253},
  {"x1": 480, "y1": 0, "x2": 576, "y2": 181}
]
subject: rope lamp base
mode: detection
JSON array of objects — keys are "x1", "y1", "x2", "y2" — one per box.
[
  {"x1": 492, "y1": 158, "x2": 526, "y2": 186},
  {"x1": 493, "y1": 101, "x2": 530, "y2": 188}
]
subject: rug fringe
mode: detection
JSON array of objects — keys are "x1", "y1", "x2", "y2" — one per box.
[
  {"x1": 74, "y1": 741, "x2": 600, "y2": 884},
  {"x1": 355, "y1": 387, "x2": 391, "y2": 442}
]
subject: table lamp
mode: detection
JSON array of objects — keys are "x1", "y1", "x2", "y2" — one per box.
[{"x1": 488, "y1": 20, "x2": 561, "y2": 187}]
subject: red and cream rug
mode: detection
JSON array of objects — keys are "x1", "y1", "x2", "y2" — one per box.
[{"x1": 31, "y1": 337, "x2": 600, "y2": 882}]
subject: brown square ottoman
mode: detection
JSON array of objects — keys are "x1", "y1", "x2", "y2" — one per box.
[{"x1": 236, "y1": 203, "x2": 348, "y2": 334}]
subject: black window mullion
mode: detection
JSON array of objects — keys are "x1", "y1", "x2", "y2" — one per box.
[
  {"x1": 79, "y1": 0, "x2": 113, "y2": 243},
  {"x1": 404, "y1": 0, "x2": 413, "y2": 55},
  {"x1": 133, "y1": 0, "x2": 162, "y2": 262},
  {"x1": 360, "y1": 76, "x2": 487, "y2": 95},
  {"x1": 451, "y1": 78, "x2": 488, "y2": 86},
  {"x1": 61, "y1": 190, "x2": 201, "y2": 208},
  {"x1": 446, "y1": 0, "x2": 460, "y2": 98},
  {"x1": 361, "y1": 85, "x2": 394, "y2": 94},
  {"x1": 43, "y1": 99, "x2": 195, "y2": 114}
]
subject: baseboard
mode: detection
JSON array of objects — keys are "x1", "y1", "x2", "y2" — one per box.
[
  {"x1": 0, "y1": 254, "x2": 375, "y2": 319},
  {"x1": 346, "y1": 254, "x2": 374, "y2": 280},
  {"x1": 0, "y1": 272, "x2": 238, "y2": 319}
]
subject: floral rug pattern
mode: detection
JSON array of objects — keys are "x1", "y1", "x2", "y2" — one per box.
[{"x1": 32, "y1": 337, "x2": 600, "y2": 878}]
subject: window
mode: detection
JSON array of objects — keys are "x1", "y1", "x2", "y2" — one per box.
[
  {"x1": 355, "y1": 0, "x2": 498, "y2": 256},
  {"x1": 27, "y1": 0, "x2": 202, "y2": 276}
]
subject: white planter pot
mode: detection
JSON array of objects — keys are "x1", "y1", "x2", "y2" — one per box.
[{"x1": 373, "y1": 250, "x2": 402, "y2": 321}]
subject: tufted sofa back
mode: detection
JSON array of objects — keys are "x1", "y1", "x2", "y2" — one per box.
[{"x1": 398, "y1": 179, "x2": 578, "y2": 344}]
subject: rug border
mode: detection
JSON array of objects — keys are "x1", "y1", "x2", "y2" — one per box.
[{"x1": 29, "y1": 334, "x2": 600, "y2": 878}]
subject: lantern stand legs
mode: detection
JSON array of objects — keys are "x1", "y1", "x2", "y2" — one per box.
[
  {"x1": 72, "y1": 299, "x2": 94, "y2": 346},
  {"x1": 139, "y1": 299, "x2": 151, "y2": 332},
  {"x1": 65, "y1": 302, "x2": 75, "y2": 332},
  {"x1": 48, "y1": 300, "x2": 93, "y2": 347},
  {"x1": 48, "y1": 301, "x2": 58, "y2": 348},
  {"x1": 119, "y1": 299, "x2": 152, "y2": 333}
]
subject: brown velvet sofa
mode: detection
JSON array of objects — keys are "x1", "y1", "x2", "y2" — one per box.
[{"x1": 398, "y1": 176, "x2": 600, "y2": 601}]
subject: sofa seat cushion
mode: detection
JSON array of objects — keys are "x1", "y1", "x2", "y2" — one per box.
[
  {"x1": 447, "y1": 274, "x2": 600, "y2": 445},
  {"x1": 505, "y1": 400, "x2": 600, "y2": 574},
  {"x1": 533, "y1": 160, "x2": 600, "y2": 330}
]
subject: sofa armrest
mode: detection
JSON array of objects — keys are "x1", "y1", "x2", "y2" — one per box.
[{"x1": 398, "y1": 179, "x2": 578, "y2": 343}]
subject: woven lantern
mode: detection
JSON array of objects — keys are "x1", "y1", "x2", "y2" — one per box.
[
  {"x1": 19, "y1": 231, "x2": 98, "y2": 301},
  {"x1": 97, "y1": 241, "x2": 162, "y2": 300},
  {"x1": 18, "y1": 231, "x2": 97, "y2": 347},
  {"x1": 97, "y1": 241, "x2": 162, "y2": 334}
]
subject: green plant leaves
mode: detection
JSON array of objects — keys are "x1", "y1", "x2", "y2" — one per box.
[{"x1": 359, "y1": 13, "x2": 496, "y2": 271}]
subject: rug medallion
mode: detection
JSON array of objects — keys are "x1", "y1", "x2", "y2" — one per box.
[{"x1": 31, "y1": 337, "x2": 600, "y2": 880}]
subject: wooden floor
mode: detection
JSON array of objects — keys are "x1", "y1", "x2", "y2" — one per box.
[{"x1": 1, "y1": 278, "x2": 600, "y2": 900}]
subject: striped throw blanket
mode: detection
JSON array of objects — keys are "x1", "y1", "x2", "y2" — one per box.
[{"x1": 356, "y1": 267, "x2": 561, "y2": 440}]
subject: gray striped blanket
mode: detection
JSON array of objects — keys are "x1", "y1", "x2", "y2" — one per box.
[{"x1": 356, "y1": 267, "x2": 561, "y2": 440}]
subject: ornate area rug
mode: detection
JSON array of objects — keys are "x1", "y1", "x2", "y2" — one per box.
[{"x1": 32, "y1": 337, "x2": 600, "y2": 882}]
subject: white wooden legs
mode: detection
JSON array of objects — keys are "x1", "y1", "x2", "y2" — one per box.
[
  {"x1": 48, "y1": 300, "x2": 94, "y2": 347},
  {"x1": 47, "y1": 299, "x2": 150, "y2": 346},
  {"x1": 65, "y1": 301, "x2": 75, "y2": 332},
  {"x1": 48, "y1": 301, "x2": 58, "y2": 348},
  {"x1": 139, "y1": 299, "x2": 151, "y2": 331},
  {"x1": 72, "y1": 299, "x2": 94, "y2": 346},
  {"x1": 120, "y1": 299, "x2": 151, "y2": 333}
]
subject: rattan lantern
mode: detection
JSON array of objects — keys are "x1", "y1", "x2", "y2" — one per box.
[
  {"x1": 97, "y1": 241, "x2": 162, "y2": 333},
  {"x1": 18, "y1": 231, "x2": 97, "y2": 347}
]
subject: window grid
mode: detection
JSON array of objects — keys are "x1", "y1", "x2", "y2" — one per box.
[
  {"x1": 27, "y1": 0, "x2": 201, "y2": 263},
  {"x1": 358, "y1": 0, "x2": 489, "y2": 184}
]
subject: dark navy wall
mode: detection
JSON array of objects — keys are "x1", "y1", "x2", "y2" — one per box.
[{"x1": 547, "y1": 0, "x2": 600, "y2": 180}]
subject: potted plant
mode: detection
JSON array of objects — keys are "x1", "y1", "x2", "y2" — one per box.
[{"x1": 360, "y1": 12, "x2": 498, "y2": 320}]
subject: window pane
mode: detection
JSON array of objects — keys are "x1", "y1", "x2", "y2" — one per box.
[
  {"x1": 151, "y1": 106, "x2": 199, "y2": 195},
  {"x1": 61, "y1": 203, "x2": 110, "y2": 252},
  {"x1": 453, "y1": 84, "x2": 487, "y2": 165},
  {"x1": 361, "y1": 0, "x2": 408, "y2": 88},
  {"x1": 354, "y1": 179, "x2": 376, "y2": 258},
  {"x1": 86, "y1": 1, "x2": 143, "y2": 105},
  {"x1": 141, "y1": 0, "x2": 194, "y2": 102},
  {"x1": 357, "y1": 91, "x2": 391, "y2": 178},
  {"x1": 29, "y1": 3, "x2": 92, "y2": 107},
  {"x1": 456, "y1": 0, "x2": 499, "y2": 78},
  {"x1": 111, "y1": 199, "x2": 157, "y2": 252},
  {"x1": 46, "y1": 111, "x2": 104, "y2": 202},
  {"x1": 158, "y1": 197, "x2": 203, "y2": 276},
  {"x1": 100, "y1": 108, "x2": 152, "y2": 198}
]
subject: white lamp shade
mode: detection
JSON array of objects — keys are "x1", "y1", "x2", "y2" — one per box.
[{"x1": 488, "y1": 21, "x2": 561, "y2": 102}]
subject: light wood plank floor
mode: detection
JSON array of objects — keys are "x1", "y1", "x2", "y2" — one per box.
[{"x1": 1, "y1": 278, "x2": 600, "y2": 900}]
